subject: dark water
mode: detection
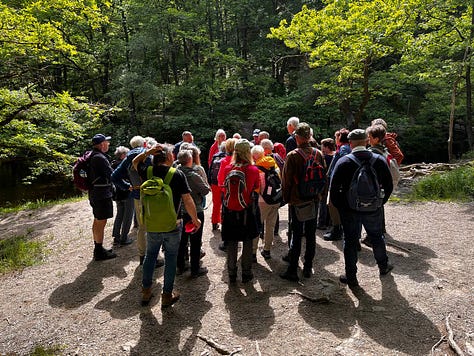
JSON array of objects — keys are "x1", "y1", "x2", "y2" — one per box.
[{"x1": 0, "y1": 162, "x2": 81, "y2": 208}]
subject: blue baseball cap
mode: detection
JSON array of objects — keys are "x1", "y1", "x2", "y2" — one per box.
[{"x1": 92, "y1": 134, "x2": 111, "y2": 145}]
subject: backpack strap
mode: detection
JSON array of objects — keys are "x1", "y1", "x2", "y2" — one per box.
[
  {"x1": 164, "y1": 167, "x2": 176, "y2": 184},
  {"x1": 146, "y1": 166, "x2": 154, "y2": 180},
  {"x1": 346, "y1": 153, "x2": 361, "y2": 166}
]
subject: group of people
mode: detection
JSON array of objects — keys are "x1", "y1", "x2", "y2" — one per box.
[{"x1": 84, "y1": 115, "x2": 403, "y2": 308}]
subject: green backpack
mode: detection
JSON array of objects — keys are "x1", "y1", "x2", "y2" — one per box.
[{"x1": 140, "y1": 166, "x2": 177, "y2": 232}]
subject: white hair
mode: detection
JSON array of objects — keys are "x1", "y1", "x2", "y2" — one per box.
[
  {"x1": 214, "y1": 129, "x2": 226, "y2": 140},
  {"x1": 129, "y1": 135, "x2": 145, "y2": 148},
  {"x1": 144, "y1": 137, "x2": 157, "y2": 148},
  {"x1": 287, "y1": 116, "x2": 300, "y2": 128},
  {"x1": 251, "y1": 144, "x2": 265, "y2": 160},
  {"x1": 114, "y1": 145, "x2": 129, "y2": 157},
  {"x1": 260, "y1": 138, "x2": 274, "y2": 152}
]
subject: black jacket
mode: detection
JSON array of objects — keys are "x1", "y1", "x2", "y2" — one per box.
[{"x1": 329, "y1": 148, "x2": 393, "y2": 212}]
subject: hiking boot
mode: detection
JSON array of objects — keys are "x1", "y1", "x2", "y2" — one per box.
[
  {"x1": 303, "y1": 267, "x2": 313, "y2": 278},
  {"x1": 212, "y1": 223, "x2": 219, "y2": 231},
  {"x1": 113, "y1": 238, "x2": 120, "y2": 246},
  {"x1": 279, "y1": 270, "x2": 299, "y2": 282},
  {"x1": 339, "y1": 275, "x2": 359, "y2": 287},
  {"x1": 200, "y1": 249, "x2": 206, "y2": 259},
  {"x1": 120, "y1": 237, "x2": 134, "y2": 246},
  {"x1": 260, "y1": 250, "x2": 271, "y2": 260},
  {"x1": 191, "y1": 267, "x2": 208, "y2": 278},
  {"x1": 242, "y1": 273, "x2": 254, "y2": 283},
  {"x1": 323, "y1": 225, "x2": 343, "y2": 241},
  {"x1": 141, "y1": 287, "x2": 153, "y2": 306},
  {"x1": 94, "y1": 248, "x2": 117, "y2": 261},
  {"x1": 161, "y1": 291, "x2": 180, "y2": 308},
  {"x1": 218, "y1": 242, "x2": 227, "y2": 252},
  {"x1": 379, "y1": 263, "x2": 394, "y2": 276}
]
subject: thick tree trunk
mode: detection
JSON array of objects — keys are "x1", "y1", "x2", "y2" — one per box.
[{"x1": 465, "y1": 3, "x2": 474, "y2": 150}]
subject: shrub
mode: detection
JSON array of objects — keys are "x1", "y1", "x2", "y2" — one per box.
[{"x1": 410, "y1": 164, "x2": 474, "y2": 202}]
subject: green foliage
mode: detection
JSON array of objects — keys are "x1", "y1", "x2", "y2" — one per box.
[
  {"x1": 0, "y1": 88, "x2": 110, "y2": 181},
  {"x1": 0, "y1": 196, "x2": 84, "y2": 215},
  {"x1": 410, "y1": 163, "x2": 474, "y2": 201},
  {"x1": 30, "y1": 344, "x2": 64, "y2": 356},
  {"x1": 0, "y1": 230, "x2": 48, "y2": 274}
]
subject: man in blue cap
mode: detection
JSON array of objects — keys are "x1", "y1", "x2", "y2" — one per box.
[{"x1": 89, "y1": 134, "x2": 116, "y2": 260}]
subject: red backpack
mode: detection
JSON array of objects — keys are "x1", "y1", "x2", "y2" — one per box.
[
  {"x1": 223, "y1": 165, "x2": 248, "y2": 211},
  {"x1": 72, "y1": 151, "x2": 96, "y2": 191}
]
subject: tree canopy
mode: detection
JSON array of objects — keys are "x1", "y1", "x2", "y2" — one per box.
[{"x1": 0, "y1": 0, "x2": 473, "y2": 184}]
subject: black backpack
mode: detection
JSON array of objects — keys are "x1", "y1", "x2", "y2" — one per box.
[
  {"x1": 346, "y1": 154, "x2": 383, "y2": 212},
  {"x1": 208, "y1": 152, "x2": 226, "y2": 185},
  {"x1": 257, "y1": 166, "x2": 283, "y2": 205},
  {"x1": 296, "y1": 148, "x2": 326, "y2": 200}
]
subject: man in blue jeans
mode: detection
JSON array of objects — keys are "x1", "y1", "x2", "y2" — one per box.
[
  {"x1": 133, "y1": 143, "x2": 201, "y2": 308},
  {"x1": 329, "y1": 129, "x2": 394, "y2": 287}
]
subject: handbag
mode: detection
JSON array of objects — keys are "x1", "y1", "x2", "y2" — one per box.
[{"x1": 293, "y1": 201, "x2": 316, "y2": 222}]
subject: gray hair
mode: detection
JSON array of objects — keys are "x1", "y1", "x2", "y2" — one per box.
[
  {"x1": 144, "y1": 137, "x2": 157, "y2": 148},
  {"x1": 129, "y1": 135, "x2": 145, "y2": 148},
  {"x1": 114, "y1": 146, "x2": 129, "y2": 157},
  {"x1": 258, "y1": 131, "x2": 270, "y2": 140},
  {"x1": 177, "y1": 149, "x2": 193, "y2": 165},
  {"x1": 287, "y1": 116, "x2": 300, "y2": 128},
  {"x1": 260, "y1": 138, "x2": 274, "y2": 152}
]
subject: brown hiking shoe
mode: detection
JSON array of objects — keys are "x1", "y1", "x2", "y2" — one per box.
[
  {"x1": 141, "y1": 287, "x2": 153, "y2": 306},
  {"x1": 161, "y1": 291, "x2": 180, "y2": 309}
]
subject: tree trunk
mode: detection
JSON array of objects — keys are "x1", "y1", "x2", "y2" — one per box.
[{"x1": 465, "y1": 3, "x2": 474, "y2": 150}]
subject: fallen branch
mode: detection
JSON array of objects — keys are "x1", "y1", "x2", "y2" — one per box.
[
  {"x1": 255, "y1": 340, "x2": 261, "y2": 356},
  {"x1": 198, "y1": 334, "x2": 241, "y2": 355},
  {"x1": 289, "y1": 290, "x2": 330, "y2": 303},
  {"x1": 446, "y1": 314, "x2": 465, "y2": 356},
  {"x1": 385, "y1": 240, "x2": 412, "y2": 253},
  {"x1": 430, "y1": 335, "x2": 446, "y2": 355}
]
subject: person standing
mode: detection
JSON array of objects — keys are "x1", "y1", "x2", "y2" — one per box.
[
  {"x1": 111, "y1": 146, "x2": 134, "y2": 246},
  {"x1": 173, "y1": 131, "x2": 195, "y2": 159},
  {"x1": 176, "y1": 149, "x2": 210, "y2": 277},
  {"x1": 330, "y1": 129, "x2": 394, "y2": 287},
  {"x1": 280, "y1": 123, "x2": 325, "y2": 281},
  {"x1": 133, "y1": 143, "x2": 201, "y2": 308},
  {"x1": 221, "y1": 139, "x2": 260, "y2": 283},
  {"x1": 88, "y1": 134, "x2": 116, "y2": 261},
  {"x1": 208, "y1": 129, "x2": 226, "y2": 167},
  {"x1": 285, "y1": 116, "x2": 299, "y2": 153}
]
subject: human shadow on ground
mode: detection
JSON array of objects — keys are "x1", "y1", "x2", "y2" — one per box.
[
  {"x1": 48, "y1": 256, "x2": 130, "y2": 309},
  {"x1": 298, "y1": 273, "x2": 441, "y2": 355},
  {"x1": 130, "y1": 275, "x2": 212, "y2": 355},
  {"x1": 224, "y1": 282, "x2": 274, "y2": 340},
  {"x1": 323, "y1": 234, "x2": 437, "y2": 283}
]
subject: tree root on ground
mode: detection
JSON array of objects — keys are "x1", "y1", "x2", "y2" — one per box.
[{"x1": 197, "y1": 334, "x2": 242, "y2": 355}]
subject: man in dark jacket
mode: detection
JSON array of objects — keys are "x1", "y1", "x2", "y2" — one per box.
[
  {"x1": 330, "y1": 129, "x2": 394, "y2": 287},
  {"x1": 88, "y1": 134, "x2": 116, "y2": 261},
  {"x1": 280, "y1": 122, "x2": 326, "y2": 282}
]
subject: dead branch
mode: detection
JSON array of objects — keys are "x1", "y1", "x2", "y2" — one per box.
[
  {"x1": 385, "y1": 241, "x2": 412, "y2": 253},
  {"x1": 289, "y1": 290, "x2": 330, "y2": 304},
  {"x1": 430, "y1": 335, "x2": 446, "y2": 355},
  {"x1": 446, "y1": 314, "x2": 465, "y2": 356},
  {"x1": 255, "y1": 340, "x2": 261, "y2": 356},
  {"x1": 197, "y1": 334, "x2": 241, "y2": 355}
]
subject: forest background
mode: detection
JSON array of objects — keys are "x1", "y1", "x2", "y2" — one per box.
[{"x1": 1, "y1": 0, "x2": 473, "y2": 196}]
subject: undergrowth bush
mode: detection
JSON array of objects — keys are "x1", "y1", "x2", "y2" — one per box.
[{"x1": 410, "y1": 163, "x2": 474, "y2": 201}]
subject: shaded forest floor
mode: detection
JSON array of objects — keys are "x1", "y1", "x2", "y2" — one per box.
[{"x1": 0, "y1": 194, "x2": 473, "y2": 355}]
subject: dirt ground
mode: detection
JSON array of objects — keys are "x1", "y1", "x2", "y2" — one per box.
[{"x1": 0, "y1": 194, "x2": 473, "y2": 355}]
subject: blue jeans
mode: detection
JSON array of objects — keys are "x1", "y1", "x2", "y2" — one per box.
[
  {"x1": 112, "y1": 197, "x2": 134, "y2": 241},
  {"x1": 339, "y1": 208, "x2": 389, "y2": 280},
  {"x1": 287, "y1": 204, "x2": 318, "y2": 273},
  {"x1": 142, "y1": 223, "x2": 182, "y2": 293}
]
